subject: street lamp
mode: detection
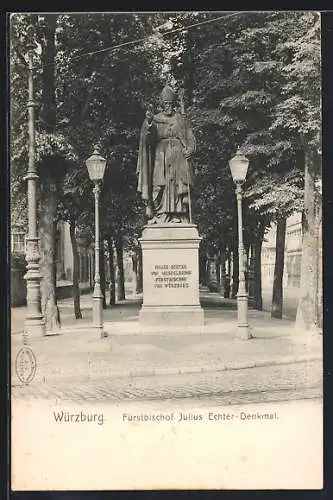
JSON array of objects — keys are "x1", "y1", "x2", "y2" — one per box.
[
  {"x1": 229, "y1": 148, "x2": 250, "y2": 339},
  {"x1": 86, "y1": 146, "x2": 107, "y2": 338},
  {"x1": 23, "y1": 25, "x2": 44, "y2": 340}
]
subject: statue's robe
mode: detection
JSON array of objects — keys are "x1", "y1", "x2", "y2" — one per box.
[{"x1": 136, "y1": 111, "x2": 196, "y2": 220}]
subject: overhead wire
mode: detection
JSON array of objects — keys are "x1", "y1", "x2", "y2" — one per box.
[{"x1": 29, "y1": 11, "x2": 245, "y2": 71}]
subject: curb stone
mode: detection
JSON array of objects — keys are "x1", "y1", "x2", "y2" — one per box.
[{"x1": 117, "y1": 354, "x2": 322, "y2": 380}]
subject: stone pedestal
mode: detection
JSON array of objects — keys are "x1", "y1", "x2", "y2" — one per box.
[{"x1": 139, "y1": 224, "x2": 204, "y2": 326}]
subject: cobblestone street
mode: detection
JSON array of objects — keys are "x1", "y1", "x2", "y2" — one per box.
[
  {"x1": 13, "y1": 359, "x2": 321, "y2": 404},
  {"x1": 11, "y1": 290, "x2": 322, "y2": 405}
]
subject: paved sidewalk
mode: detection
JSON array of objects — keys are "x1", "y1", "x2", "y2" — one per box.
[{"x1": 11, "y1": 291, "x2": 322, "y2": 385}]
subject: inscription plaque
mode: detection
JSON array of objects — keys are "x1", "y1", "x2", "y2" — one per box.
[{"x1": 139, "y1": 224, "x2": 204, "y2": 326}]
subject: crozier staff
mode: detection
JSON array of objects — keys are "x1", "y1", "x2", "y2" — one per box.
[
  {"x1": 179, "y1": 88, "x2": 193, "y2": 223},
  {"x1": 136, "y1": 85, "x2": 196, "y2": 224}
]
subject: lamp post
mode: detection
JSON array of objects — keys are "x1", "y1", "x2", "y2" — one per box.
[
  {"x1": 229, "y1": 148, "x2": 250, "y2": 339},
  {"x1": 86, "y1": 146, "x2": 107, "y2": 338},
  {"x1": 23, "y1": 25, "x2": 44, "y2": 340}
]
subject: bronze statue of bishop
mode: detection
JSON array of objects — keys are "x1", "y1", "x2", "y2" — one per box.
[{"x1": 137, "y1": 85, "x2": 196, "y2": 224}]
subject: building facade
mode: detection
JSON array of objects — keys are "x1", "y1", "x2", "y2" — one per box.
[
  {"x1": 11, "y1": 221, "x2": 92, "y2": 305},
  {"x1": 261, "y1": 213, "x2": 303, "y2": 288},
  {"x1": 54, "y1": 222, "x2": 92, "y2": 286}
]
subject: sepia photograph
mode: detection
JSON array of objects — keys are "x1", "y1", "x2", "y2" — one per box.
[{"x1": 10, "y1": 10, "x2": 323, "y2": 491}]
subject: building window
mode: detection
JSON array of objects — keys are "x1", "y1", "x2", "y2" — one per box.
[{"x1": 11, "y1": 232, "x2": 25, "y2": 254}]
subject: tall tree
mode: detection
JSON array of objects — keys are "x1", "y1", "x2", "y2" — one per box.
[
  {"x1": 271, "y1": 217, "x2": 287, "y2": 318},
  {"x1": 69, "y1": 217, "x2": 82, "y2": 319},
  {"x1": 11, "y1": 14, "x2": 77, "y2": 332},
  {"x1": 58, "y1": 164, "x2": 93, "y2": 318},
  {"x1": 268, "y1": 12, "x2": 321, "y2": 330},
  {"x1": 107, "y1": 237, "x2": 116, "y2": 306},
  {"x1": 115, "y1": 233, "x2": 125, "y2": 301}
]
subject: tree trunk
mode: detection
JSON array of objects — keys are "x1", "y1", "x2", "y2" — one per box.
[
  {"x1": 231, "y1": 247, "x2": 239, "y2": 299},
  {"x1": 219, "y1": 242, "x2": 226, "y2": 296},
  {"x1": 227, "y1": 251, "x2": 232, "y2": 279},
  {"x1": 99, "y1": 244, "x2": 106, "y2": 309},
  {"x1": 38, "y1": 14, "x2": 57, "y2": 134},
  {"x1": 136, "y1": 247, "x2": 143, "y2": 294},
  {"x1": 215, "y1": 257, "x2": 221, "y2": 285},
  {"x1": 296, "y1": 149, "x2": 318, "y2": 330},
  {"x1": 271, "y1": 218, "x2": 286, "y2": 318},
  {"x1": 37, "y1": 15, "x2": 61, "y2": 332},
  {"x1": 107, "y1": 238, "x2": 116, "y2": 306},
  {"x1": 69, "y1": 219, "x2": 82, "y2": 319},
  {"x1": 115, "y1": 234, "x2": 125, "y2": 301},
  {"x1": 131, "y1": 252, "x2": 138, "y2": 296},
  {"x1": 199, "y1": 252, "x2": 207, "y2": 286},
  {"x1": 224, "y1": 250, "x2": 231, "y2": 298},
  {"x1": 253, "y1": 237, "x2": 264, "y2": 311},
  {"x1": 39, "y1": 175, "x2": 60, "y2": 332}
]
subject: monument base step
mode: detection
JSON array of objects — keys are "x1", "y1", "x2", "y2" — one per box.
[{"x1": 139, "y1": 305, "x2": 204, "y2": 326}]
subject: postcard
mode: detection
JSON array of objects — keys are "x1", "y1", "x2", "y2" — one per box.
[{"x1": 10, "y1": 10, "x2": 323, "y2": 491}]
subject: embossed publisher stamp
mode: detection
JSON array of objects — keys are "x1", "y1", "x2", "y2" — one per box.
[{"x1": 15, "y1": 347, "x2": 37, "y2": 384}]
